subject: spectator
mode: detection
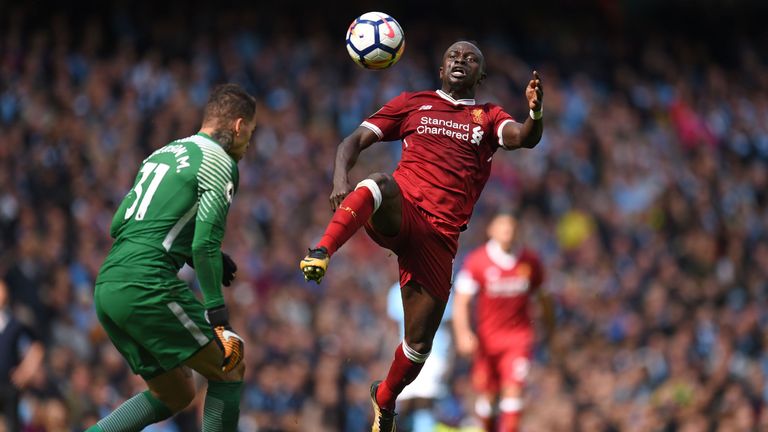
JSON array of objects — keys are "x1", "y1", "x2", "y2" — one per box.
[{"x1": 0, "y1": 279, "x2": 45, "y2": 431}]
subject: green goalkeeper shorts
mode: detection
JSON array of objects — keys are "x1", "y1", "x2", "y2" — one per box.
[{"x1": 94, "y1": 280, "x2": 214, "y2": 379}]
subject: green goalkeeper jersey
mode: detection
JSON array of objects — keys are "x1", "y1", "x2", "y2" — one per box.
[{"x1": 97, "y1": 132, "x2": 238, "y2": 309}]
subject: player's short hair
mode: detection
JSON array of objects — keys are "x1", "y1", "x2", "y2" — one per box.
[
  {"x1": 202, "y1": 83, "x2": 256, "y2": 125},
  {"x1": 492, "y1": 205, "x2": 520, "y2": 220},
  {"x1": 446, "y1": 40, "x2": 485, "y2": 70}
]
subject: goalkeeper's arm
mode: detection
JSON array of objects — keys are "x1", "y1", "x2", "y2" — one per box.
[
  {"x1": 185, "y1": 252, "x2": 237, "y2": 287},
  {"x1": 192, "y1": 221, "x2": 245, "y2": 372},
  {"x1": 192, "y1": 176, "x2": 245, "y2": 371}
]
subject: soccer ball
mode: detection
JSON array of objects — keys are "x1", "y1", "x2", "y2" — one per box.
[{"x1": 346, "y1": 12, "x2": 405, "y2": 70}]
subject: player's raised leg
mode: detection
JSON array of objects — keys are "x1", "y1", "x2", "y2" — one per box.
[
  {"x1": 372, "y1": 281, "x2": 446, "y2": 431},
  {"x1": 84, "y1": 366, "x2": 192, "y2": 432},
  {"x1": 301, "y1": 172, "x2": 401, "y2": 282}
]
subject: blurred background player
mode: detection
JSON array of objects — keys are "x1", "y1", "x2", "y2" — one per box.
[
  {"x1": 386, "y1": 281, "x2": 452, "y2": 432},
  {"x1": 0, "y1": 278, "x2": 45, "y2": 432},
  {"x1": 86, "y1": 84, "x2": 255, "y2": 432},
  {"x1": 452, "y1": 213, "x2": 555, "y2": 432},
  {"x1": 301, "y1": 40, "x2": 544, "y2": 431}
]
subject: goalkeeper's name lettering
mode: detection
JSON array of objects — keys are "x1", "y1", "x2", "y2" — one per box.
[
  {"x1": 418, "y1": 116, "x2": 471, "y2": 140},
  {"x1": 151, "y1": 143, "x2": 191, "y2": 172}
]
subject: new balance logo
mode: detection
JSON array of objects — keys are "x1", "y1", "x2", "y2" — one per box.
[
  {"x1": 470, "y1": 126, "x2": 484, "y2": 145},
  {"x1": 418, "y1": 105, "x2": 432, "y2": 111}
]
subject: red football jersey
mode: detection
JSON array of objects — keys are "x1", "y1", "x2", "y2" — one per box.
[
  {"x1": 455, "y1": 241, "x2": 544, "y2": 353},
  {"x1": 361, "y1": 90, "x2": 515, "y2": 230}
]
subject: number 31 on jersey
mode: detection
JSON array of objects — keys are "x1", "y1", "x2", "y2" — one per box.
[{"x1": 125, "y1": 162, "x2": 170, "y2": 221}]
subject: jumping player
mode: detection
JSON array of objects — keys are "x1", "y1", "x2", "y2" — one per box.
[
  {"x1": 453, "y1": 213, "x2": 555, "y2": 432},
  {"x1": 300, "y1": 41, "x2": 544, "y2": 431},
  {"x1": 87, "y1": 84, "x2": 256, "y2": 432}
]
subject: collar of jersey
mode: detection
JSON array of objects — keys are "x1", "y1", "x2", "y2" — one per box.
[
  {"x1": 436, "y1": 89, "x2": 476, "y2": 106},
  {"x1": 193, "y1": 132, "x2": 236, "y2": 163},
  {"x1": 196, "y1": 132, "x2": 218, "y2": 145},
  {"x1": 486, "y1": 240, "x2": 517, "y2": 270}
]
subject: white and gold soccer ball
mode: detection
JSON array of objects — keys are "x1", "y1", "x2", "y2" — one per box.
[{"x1": 345, "y1": 12, "x2": 405, "y2": 70}]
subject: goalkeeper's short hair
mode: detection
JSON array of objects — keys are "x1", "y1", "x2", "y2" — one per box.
[{"x1": 203, "y1": 83, "x2": 256, "y2": 125}]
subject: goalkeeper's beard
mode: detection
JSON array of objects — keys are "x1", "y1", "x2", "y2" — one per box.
[{"x1": 211, "y1": 129, "x2": 235, "y2": 152}]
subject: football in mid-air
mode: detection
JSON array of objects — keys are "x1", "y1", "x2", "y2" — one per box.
[{"x1": 345, "y1": 12, "x2": 404, "y2": 70}]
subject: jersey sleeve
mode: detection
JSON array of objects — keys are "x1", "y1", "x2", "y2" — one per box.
[
  {"x1": 192, "y1": 148, "x2": 237, "y2": 309},
  {"x1": 454, "y1": 253, "x2": 481, "y2": 295},
  {"x1": 489, "y1": 105, "x2": 516, "y2": 148},
  {"x1": 361, "y1": 92, "x2": 410, "y2": 142}
]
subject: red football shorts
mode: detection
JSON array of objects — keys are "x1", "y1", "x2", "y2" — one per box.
[
  {"x1": 472, "y1": 331, "x2": 534, "y2": 394},
  {"x1": 364, "y1": 196, "x2": 458, "y2": 302}
]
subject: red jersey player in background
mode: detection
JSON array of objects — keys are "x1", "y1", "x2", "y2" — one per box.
[
  {"x1": 452, "y1": 213, "x2": 555, "y2": 432},
  {"x1": 300, "y1": 40, "x2": 544, "y2": 432}
]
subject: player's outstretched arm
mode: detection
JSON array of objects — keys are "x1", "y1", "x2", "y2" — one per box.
[
  {"x1": 452, "y1": 290, "x2": 478, "y2": 357},
  {"x1": 330, "y1": 126, "x2": 380, "y2": 210},
  {"x1": 501, "y1": 71, "x2": 544, "y2": 150}
]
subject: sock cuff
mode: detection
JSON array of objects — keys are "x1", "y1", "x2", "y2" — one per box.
[
  {"x1": 207, "y1": 380, "x2": 244, "y2": 403},
  {"x1": 141, "y1": 390, "x2": 173, "y2": 420},
  {"x1": 499, "y1": 397, "x2": 523, "y2": 413},
  {"x1": 475, "y1": 397, "x2": 493, "y2": 418},
  {"x1": 401, "y1": 341, "x2": 430, "y2": 364},
  {"x1": 355, "y1": 179, "x2": 382, "y2": 211}
]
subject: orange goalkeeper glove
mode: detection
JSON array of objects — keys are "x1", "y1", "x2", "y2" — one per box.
[{"x1": 205, "y1": 306, "x2": 244, "y2": 372}]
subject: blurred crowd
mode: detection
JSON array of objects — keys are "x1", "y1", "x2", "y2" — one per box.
[{"x1": 1, "y1": 2, "x2": 768, "y2": 431}]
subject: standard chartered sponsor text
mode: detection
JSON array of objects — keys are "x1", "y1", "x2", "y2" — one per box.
[{"x1": 418, "y1": 116, "x2": 470, "y2": 140}]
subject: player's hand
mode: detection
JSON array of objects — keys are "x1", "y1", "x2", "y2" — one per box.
[
  {"x1": 221, "y1": 252, "x2": 237, "y2": 287},
  {"x1": 205, "y1": 306, "x2": 245, "y2": 372},
  {"x1": 456, "y1": 332, "x2": 478, "y2": 357},
  {"x1": 329, "y1": 180, "x2": 353, "y2": 211},
  {"x1": 526, "y1": 71, "x2": 543, "y2": 112}
]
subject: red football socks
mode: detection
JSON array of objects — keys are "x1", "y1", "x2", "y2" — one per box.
[
  {"x1": 499, "y1": 398, "x2": 523, "y2": 432},
  {"x1": 375, "y1": 343, "x2": 426, "y2": 411},
  {"x1": 317, "y1": 187, "x2": 375, "y2": 256},
  {"x1": 500, "y1": 411, "x2": 520, "y2": 432}
]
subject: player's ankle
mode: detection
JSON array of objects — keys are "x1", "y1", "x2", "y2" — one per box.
[{"x1": 376, "y1": 381, "x2": 397, "y2": 411}]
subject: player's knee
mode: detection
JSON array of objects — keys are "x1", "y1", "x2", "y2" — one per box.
[
  {"x1": 402, "y1": 339, "x2": 431, "y2": 363},
  {"x1": 229, "y1": 360, "x2": 246, "y2": 381},
  {"x1": 366, "y1": 172, "x2": 399, "y2": 200},
  {"x1": 207, "y1": 359, "x2": 246, "y2": 383},
  {"x1": 152, "y1": 385, "x2": 195, "y2": 413}
]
